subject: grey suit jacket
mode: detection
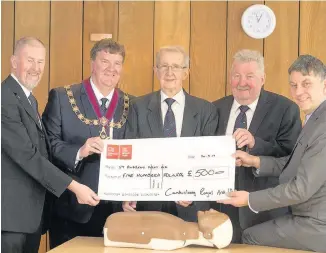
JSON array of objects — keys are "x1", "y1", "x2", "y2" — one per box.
[
  {"x1": 250, "y1": 100, "x2": 326, "y2": 252},
  {"x1": 212, "y1": 90, "x2": 301, "y2": 229},
  {"x1": 125, "y1": 90, "x2": 218, "y2": 221},
  {"x1": 1, "y1": 76, "x2": 71, "y2": 234},
  {"x1": 42, "y1": 83, "x2": 132, "y2": 223}
]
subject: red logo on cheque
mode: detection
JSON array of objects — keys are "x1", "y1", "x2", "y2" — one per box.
[
  {"x1": 120, "y1": 145, "x2": 132, "y2": 160},
  {"x1": 106, "y1": 144, "x2": 132, "y2": 160},
  {"x1": 106, "y1": 145, "x2": 120, "y2": 159}
]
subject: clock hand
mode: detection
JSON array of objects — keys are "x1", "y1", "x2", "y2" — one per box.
[
  {"x1": 255, "y1": 13, "x2": 259, "y2": 22},
  {"x1": 257, "y1": 13, "x2": 263, "y2": 23}
]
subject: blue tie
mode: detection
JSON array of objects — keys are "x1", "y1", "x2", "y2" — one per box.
[
  {"x1": 233, "y1": 105, "x2": 250, "y2": 133},
  {"x1": 163, "y1": 98, "x2": 176, "y2": 137},
  {"x1": 162, "y1": 98, "x2": 178, "y2": 216},
  {"x1": 100, "y1": 98, "x2": 108, "y2": 116}
]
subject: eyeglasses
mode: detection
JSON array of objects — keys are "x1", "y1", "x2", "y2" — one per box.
[{"x1": 157, "y1": 64, "x2": 187, "y2": 72}]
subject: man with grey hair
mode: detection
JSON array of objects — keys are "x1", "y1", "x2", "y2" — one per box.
[
  {"x1": 123, "y1": 45, "x2": 218, "y2": 222},
  {"x1": 1, "y1": 37, "x2": 100, "y2": 253},
  {"x1": 42, "y1": 39, "x2": 133, "y2": 248},
  {"x1": 211, "y1": 49, "x2": 302, "y2": 243},
  {"x1": 220, "y1": 55, "x2": 326, "y2": 251}
]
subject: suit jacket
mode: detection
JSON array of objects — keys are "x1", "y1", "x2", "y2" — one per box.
[
  {"x1": 212, "y1": 90, "x2": 302, "y2": 229},
  {"x1": 42, "y1": 83, "x2": 132, "y2": 223},
  {"x1": 250, "y1": 100, "x2": 326, "y2": 252},
  {"x1": 125, "y1": 90, "x2": 218, "y2": 221},
  {"x1": 1, "y1": 75, "x2": 71, "y2": 234}
]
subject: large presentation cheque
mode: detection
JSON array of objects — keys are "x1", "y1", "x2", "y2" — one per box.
[{"x1": 98, "y1": 136, "x2": 235, "y2": 201}]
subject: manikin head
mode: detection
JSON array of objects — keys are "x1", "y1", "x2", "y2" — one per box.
[{"x1": 197, "y1": 209, "x2": 233, "y2": 249}]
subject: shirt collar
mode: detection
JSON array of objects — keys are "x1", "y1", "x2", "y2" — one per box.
[
  {"x1": 233, "y1": 96, "x2": 259, "y2": 112},
  {"x1": 304, "y1": 113, "x2": 312, "y2": 125},
  {"x1": 304, "y1": 99, "x2": 326, "y2": 125},
  {"x1": 90, "y1": 77, "x2": 114, "y2": 103},
  {"x1": 160, "y1": 89, "x2": 185, "y2": 105},
  {"x1": 11, "y1": 73, "x2": 31, "y2": 98}
]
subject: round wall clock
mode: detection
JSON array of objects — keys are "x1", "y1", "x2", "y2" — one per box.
[{"x1": 241, "y1": 4, "x2": 276, "y2": 39}]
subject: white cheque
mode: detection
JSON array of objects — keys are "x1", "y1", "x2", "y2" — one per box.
[{"x1": 98, "y1": 136, "x2": 235, "y2": 201}]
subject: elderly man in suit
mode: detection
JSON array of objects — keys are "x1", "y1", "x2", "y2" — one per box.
[
  {"x1": 1, "y1": 37, "x2": 99, "y2": 253},
  {"x1": 211, "y1": 49, "x2": 302, "y2": 242},
  {"x1": 123, "y1": 45, "x2": 218, "y2": 221},
  {"x1": 220, "y1": 55, "x2": 326, "y2": 252},
  {"x1": 42, "y1": 39, "x2": 133, "y2": 248}
]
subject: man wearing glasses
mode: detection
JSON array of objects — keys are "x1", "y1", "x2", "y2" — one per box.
[{"x1": 123, "y1": 46, "x2": 218, "y2": 222}]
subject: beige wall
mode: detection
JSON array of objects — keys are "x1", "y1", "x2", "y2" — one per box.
[
  {"x1": 2, "y1": 1, "x2": 326, "y2": 252},
  {"x1": 3, "y1": 1, "x2": 326, "y2": 113}
]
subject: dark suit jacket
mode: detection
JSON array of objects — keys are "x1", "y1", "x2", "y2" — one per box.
[
  {"x1": 212, "y1": 90, "x2": 302, "y2": 229},
  {"x1": 125, "y1": 90, "x2": 218, "y2": 221},
  {"x1": 42, "y1": 83, "x2": 132, "y2": 223},
  {"x1": 1, "y1": 75, "x2": 71, "y2": 234}
]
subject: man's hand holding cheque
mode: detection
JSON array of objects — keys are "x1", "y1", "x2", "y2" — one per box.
[
  {"x1": 78, "y1": 136, "x2": 104, "y2": 159},
  {"x1": 234, "y1": 150, "x2": 260, "y2": 168},
  {"x1": 218, "y1": 150, "x2": 260, "y2": 208},
  {"x1": 233, "y1": 129, "x2": 256, "y2": 149}
]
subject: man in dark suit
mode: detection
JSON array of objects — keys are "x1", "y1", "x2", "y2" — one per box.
[
  {"x1": 221, "y1": 55, "x2": 326, "y2": 252},
  {"x1": 42, "y1": 39, "x2": 133, "y2": 248},
  {"x1": 211, "y1": 49, "x2": 302, "y2": 242},
  {"x1": 1, "y1": 37, "x2": 100, "y2": 253},
  {"x1": 122, "y1": 46, "x2": 218, "y2": 222}
]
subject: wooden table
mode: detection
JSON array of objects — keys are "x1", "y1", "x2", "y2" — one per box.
[{"x1": 47, "y1": 237, "x2": 311, "y2": 253}]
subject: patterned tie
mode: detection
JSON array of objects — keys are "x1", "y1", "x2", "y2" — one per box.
[
  {"x1": 162, "y1": 98, "x2": 178, "y2": 216},
  {"x1": 99, "y1": 98, "x2": 109, "y2": 204},
  {"x1": 28, "y1": 93, "x2": 41, "y2": 127},
  {"x1": 233, "y1": 105, "x2": 250, "y2": 133},
  {"x1": 100, "y1": 98, "x2": 108, "y2": 116},
  {"x1": 233, "y1": 105, "x2": 249, "y2": 153},
  {"x1": 163, "y1": 98, "x2": 177, "y2": 137}
]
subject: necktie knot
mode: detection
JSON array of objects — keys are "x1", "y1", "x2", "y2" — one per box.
[
  {"x1": 100, "y1": 98, "x2": 108, "y2": 107},
  {"x1": 28, "y1": 93, "x2": 38, "y2": 113},
  {"x1": 233, "y1": 105, "x2": 249, "y2": 134},
  {"x1": 165, "y1": 98, "x2": 175, "y2": 109},
  {"x1": 239, "y1": 105, "x2": 249, "y2": 113},
  {"x1": 28, "y1": 93, "x2": 36, "y2": 103},
  {"x1": 163, "y1": 98, "x2": 177, "y2": 137},
  {"x1": 100, "y1": 98, "x2": 109, "y2": 115},
  {"x1": 28, "y1": 93, "x2": 42, "y2": 128}
]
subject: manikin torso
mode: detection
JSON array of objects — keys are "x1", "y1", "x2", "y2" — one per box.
[{"x1": 104, "y1": 209, "x2": 233, "y2": 250}]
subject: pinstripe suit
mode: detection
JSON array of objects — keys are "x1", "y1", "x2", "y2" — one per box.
[{"x1": 125, "y1": 90, "x2": 218, "y2": 221}]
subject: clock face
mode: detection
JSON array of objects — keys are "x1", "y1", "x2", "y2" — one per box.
[{"x1": 241, "y1": 4, "x2": 276, "y2": 39}]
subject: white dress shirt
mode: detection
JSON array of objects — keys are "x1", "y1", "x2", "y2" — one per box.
[
  {"x1": 160, "y1": 89, "x2": 185, "y2": 137},
  {"x1": 225, "y1": 98, "x2": 259, "y2": 135},
  {"x1": 76, "y1": 78, "x2": 114, "y2": 163},
  {"x1": 304, "y1": 113, "x2": 312, "y2": 125},
  {"x1": 11, "y1": 73, "x2": 31, "y2": 98}
]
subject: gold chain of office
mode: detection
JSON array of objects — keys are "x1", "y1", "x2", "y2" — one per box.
[{"x1": 64, "y1": 85, "x2": 130, "y2": 129}]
